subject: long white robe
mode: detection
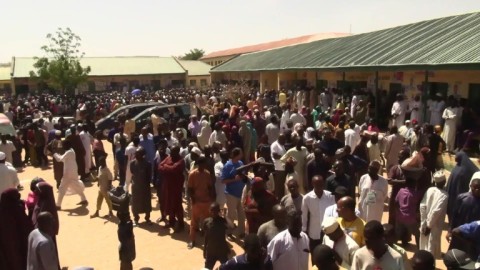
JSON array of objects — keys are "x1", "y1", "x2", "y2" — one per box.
[
  {"x1": 384, "y1": 134, "x2": 404, "y2": 170},
  {"x1": 79, "y1": 131, "x2": 93, "y2": 174},
  {"x1": 409, "y1": 100, "x2": 422, "y2": 123},
  {"x1": 419, "y1": 187, "x2": 448, "y2": 259},
  {"x1": 391, "y1": 101, "x2": 406, "y2": 128},
  {"x1": 54, "y1": 149, "x2": 87, "y2": 207},
  {"x1": 442, "y1": 107, "x2": 457, "y2": 152},
  {"x1": 358, "y1": 174, "x2": 388, "y2": 222},
  {"x1": 430, "y1": 100, "x2": 445, "y2": 126}
]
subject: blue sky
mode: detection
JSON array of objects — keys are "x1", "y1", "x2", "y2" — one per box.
[{"x1": 1, "y1": 0, "x2": 479, "y2": 62}]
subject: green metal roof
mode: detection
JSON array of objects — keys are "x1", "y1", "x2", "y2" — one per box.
[
  {"x1": 12, "y1": 56, "x2": 186, "y2": 78},
  {"x1": 0, "y1": 66, "x2": 11, "y2": 81},
  {"x1": 178, "y1": 60, "x2": 212, "y2": 76},
  {"x1": 212, "y1": 12, "x2": 480, "y2": 73}
]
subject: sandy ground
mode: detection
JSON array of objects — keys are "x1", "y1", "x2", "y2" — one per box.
[{"x1": 17, "y1": 148, "x2": 454, "y2": 270}]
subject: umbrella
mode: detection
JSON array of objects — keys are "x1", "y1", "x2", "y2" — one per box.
[{"x1": 131, "y1": 89, "x2": 142, "y2": 95}]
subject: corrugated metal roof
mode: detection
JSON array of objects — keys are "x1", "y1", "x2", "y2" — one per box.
[
  {"x1": 13, "y1": 56, "x2": 186, "y2": 78},
  {"x1": 212, "y1": 12, "x2": 480, "y2": 72},
  {"x1": 201, "y1": 33, "x2": 350, "y2": 60},
  {"x1": 178, "y1": 60, "x2": 212, "y2": 76},
  {"x1": 0, "y1": 66, "x2": 11, "y2": 81}
]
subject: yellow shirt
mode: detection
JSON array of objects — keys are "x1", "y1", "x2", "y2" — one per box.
[
  {"x1": 337, "y1": 217, "x2": 365, "y2": 247},
  {"x1": 279, "y1": 92, "x2": 287, "y2": 106}
]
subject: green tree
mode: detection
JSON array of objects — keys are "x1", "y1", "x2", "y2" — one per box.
[
  {"x1": 181, "y1": 48, "x2": 205, "y2": 60},
  {"x1": 30, "y1": 27, "x2": 91, "y2": 94}
]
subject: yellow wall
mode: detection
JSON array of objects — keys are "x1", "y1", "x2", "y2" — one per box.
[{"x1": 187, "y1": 75, "x2": 211, "y2": 87}]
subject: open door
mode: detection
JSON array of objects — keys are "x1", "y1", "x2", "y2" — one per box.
[{"x1": 468, "y1": 84, "x2": 480, "y2": 115}]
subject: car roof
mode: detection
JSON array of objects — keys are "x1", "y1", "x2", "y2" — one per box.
[{"x1": 132, "y1": 103, "x2": 190, "y2": 120}]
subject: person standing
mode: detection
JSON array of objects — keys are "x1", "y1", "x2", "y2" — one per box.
[
  {"x1": 271, "y1": 133, "x2": 287, "y2": 198},
  {"x1": 90, "y1": 156, "x2": 114, "y2": 218},
  {"x1": 159, "y1": 146, "x2": 185, "y2": 231},
  {"x1": 419, "y1": 170, "x2": 448, "y2": 259},
  {"x1": 358, "y1": 160, "x2": 387, "y2": 222},
  {"x1": 442, "y1": 96, "x2": 458, "y2": 153},
  {"x1": 384, "y1": 126, "x2": 404, "y2": 170},
  {"x1": 65, "y1": 126, "x2": 86, "y2": 181},
  {"x1": 0, "y1": 151, "x2": 20, "y2": 196},
  {"x1": 220, "y1": 234, "x2": 273, "y2": 270},
  {"x1": 26, "y1": 212, "x2": 60, "y2": 270},
  {"x1": 0, "y1": 188, "x2": 33, "y2": 270},
  {"x1": 280, "y1": 178, "x2": 303, "y2": 212},
  {"x1": 79, "y1": 125, "x2": 93, "y2": 178},
  {"x1": 203, "y1": 202, "x2": 233, "y2": 269},
  {"x1": 124, "y1": 136, "x2": 140, "y2": 193},
  {"x1": 117, "y1": 211, "x2": 135, "y2": 270},
  {"x1": 187, "y1": 156, "x2": 215, "y2": 249},
  {"x1": 47, "y1": 131, "x2": 64, "y2": 189},
  {"x1": 214, "y1": 149, "x2": 228, "y2": 210},
  {"x1": 54, "y1": 140, "x2": 88, "y2": 209},
  {"x1": 447, "y1": 177, "x2": 480, "y2": 253},
  {"x1": 221, "y1": 147, "x2": 246, "y2": 238},
  {"x1": 409, "y1": 95, "x2": 422, "y2": 123},
  {"x1": 257, "y1": 204, "x2": 288, "y2": 248},
  {"x1": 326, "y1": 160, "x2": 355, "y2": 200},
  {"x1": 344, "y1": 121, "x2": 360, "y2": 150},
  {"x1": 351, "y1": 221, "x2": 404, "y2": 270},
  {"x1": 281, "y1": 137, "x2": 308, "y2": 194},
  {"x1": 321, "y1": 217, "x2": 360, "y2": 269},
  {"x1": 266, "y1": 116, "x2": 280, "y2": 144},
  {"x1": 130, "y1": 147, "x2": 152, "y2": 225},
  {"x1": 0, "y1": 134, "x2": 16, "y2": 165},
  {"x1": 301, "y1": 175, "x2": 335, "y2": 257},
  {"x1": 391, "y1": 94, "x2": 406, "y2": 128},
  {"x1": 267, "y1": 209, "x2": 309, "y2": 270},
  {"x1": 337, "y1": 196, "x2": 365, "y2": 247}
]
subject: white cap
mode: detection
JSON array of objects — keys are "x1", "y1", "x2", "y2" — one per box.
[
  {"x1": 0, "y1": 152, "x2": 5, "y2": 161},
  {"x1": 321, "y1": 217, "x2": 339, "y2": 235},
  {"x1": 191, "y1": 147, "x2": 202, "y2": 156},
  {"x1": 433, "y1": 170, "x2": 446, "y2": 183},
  {"x1": 55, "y1": 130, "x2": 62, "y2": 135}
]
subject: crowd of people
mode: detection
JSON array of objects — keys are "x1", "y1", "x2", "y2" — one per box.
[{"x1": 0, "y1": 86, "x2": 480, "y2": 270}]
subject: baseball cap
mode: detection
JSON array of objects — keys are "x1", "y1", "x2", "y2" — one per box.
[{"x1": 443, "y1": 249, "x2": 478, "y2": 269}]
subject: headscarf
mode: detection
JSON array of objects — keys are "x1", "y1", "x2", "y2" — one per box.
[
  {"x1": 446, "y1": 151, "x2": 480, "y2": 218},
  {"x1": 247, "y1": 122, "x2": 257, "y2": 151},
  {"x1": 32, "y1": 182, "x2": 59, "y2": 235},
  {"x1": 197, "y1": 120, "x2": 212, "y2": 150},
  {"x1": 0, "y1": 188, "x2": 33, "y2": 270}
]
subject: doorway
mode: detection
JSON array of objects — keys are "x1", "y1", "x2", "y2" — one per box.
[{"x1": 468, "y1": 84, "x2": 480, "y2": 115}]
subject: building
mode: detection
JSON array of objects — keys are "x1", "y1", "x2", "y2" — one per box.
[
  {"x1": 0, "y1": 65, "x2": 11, "y2": 94},
  {"x1": 177, "y1": 60, "x2": 212, "y2": 88},
  {"x1": 201, "y1": 33, "x2": 350, "y2": 66},
  {"x1": 211, "y1": 12, "x2": 480, "y2": 115},
  {"x1": 9, "y1": 56, "x2": 198, "y2": 95}
]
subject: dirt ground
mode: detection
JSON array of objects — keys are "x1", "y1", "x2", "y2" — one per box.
[{"x1": 18, "y1": 148, "x2": 453, "y2": 270}]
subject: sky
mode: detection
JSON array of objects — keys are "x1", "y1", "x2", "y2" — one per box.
[{"x1": 1, "y1": 0, "x2": 479, "y2": 62}]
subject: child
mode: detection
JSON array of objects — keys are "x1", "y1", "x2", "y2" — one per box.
[
  {"x1": 394, "y1": 178, "x2": 421, "y2": 246},
  {"x1": 91, "y1": 156, "x2": 113, "y2": 218},
  {"x1": 203, "y1": 202, "x2": 233, "y2": 270},
  {"x1": 118, "y1": 211, "x2": 136, "y2": 270}
]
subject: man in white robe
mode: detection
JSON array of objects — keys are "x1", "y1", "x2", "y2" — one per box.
[
  {"x1": 391, "y1": 94, "x2": 406, "y2": 128},
  {"x1": 55, "y1": 140, "x2": 88, "y2": 208},
  {"x1": 419, "y1": 170, "x2": 448, "y2": 259},
  {"x1": 79, "y1": 125, "x2": 93, "y2": 175},
  {"x1": 409, "y1": 95, "x2": 422, "y2": 123},
  {"x1": 384, "y1": 126, "x2": 404, "y2": 170},
  {"x1": 430, "y1": 94, "x2": 445, "y2": 126},
  {"x1": 320, "y1": 89, "x2": 331, "y2": 112},
  {"x1": 280, "y1": 106, "x2": 291, "y2": 132},
  {"x1": 358, "y1": 161, "x2": 388, "y2": 222},
  {"x1": 442, "y1": 98, "x2": 458, "y2": 152}
]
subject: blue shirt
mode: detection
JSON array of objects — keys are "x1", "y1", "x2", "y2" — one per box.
[
  {"x1": 139, "y1": 135, "x2": 155, "y2": 163},
  {"x1": 221, "y1": 160, "x2": 245, "y2": 199},
  {"x1": 459, "y1": 220, "x2": 480, "y2": 261},
  {"x1": 220, "y1": 254, "x2": 273, "y2": 270}
]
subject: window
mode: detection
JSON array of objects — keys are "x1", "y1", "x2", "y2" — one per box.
[
  {"x1": 190, "y1": 79, "x2": 196, "y2": 86},
  {"x1": 200, "y1": 79, "x2": 207, "y2": 86}
]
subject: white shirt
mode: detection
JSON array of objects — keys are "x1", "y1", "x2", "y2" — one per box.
[
  {"x1": 323, "y1": 204, "x2": 360, "y2": 219},
  {"x1": 266, "y1": 123, "x2": 280, "y2": 144},
  {"x1": 54, "y1": 149, "x2": 78, "y2": 179},
  {"x1": 0, "y1": 163, "x2": 19, "y2": 197},
  {"x1": 358, "y1": 174, "x2": 388, "y2": 222},
  {"x1": 290, "y1": 113, "x2": 306, "y2": 126},
  {"x1": 267, "y1": 230, "x2": 310, "y2": 270},
  {"x1": 27, "y1": 229, "x2": 59, "y2": 270},
  {"x1": 0, "y1": 140, "x2": 16, "y2": 164},
  {"x1": 351, "y1": 246, "x2": 404, "y2": 270},
  {"x1": 323, "y1": 233, "x2": 360, "y2": 269},
  {"x1": 301, "y1": 190, "x2": 335, "y2": 239},
  {"x1": 125, "y1": 144, "x2": 137, "y2": 180},
  {"x1": 345, "y1": 128, "x2": 360, "y2": 149},
  {"x1": 271, "y1": 141, "x2": 286, "y2": 171}
]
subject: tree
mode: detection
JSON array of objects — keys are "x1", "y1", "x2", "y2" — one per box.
[
  {"x1": 30, "y1": 27, "x2": 91, "y2": 94},
  {"x1": 180, "y1": 48, "x2": 205, "y2": 60}
]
